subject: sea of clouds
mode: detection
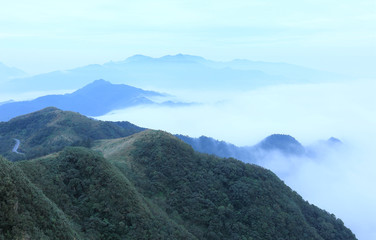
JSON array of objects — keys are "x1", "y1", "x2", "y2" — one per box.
[{"x1": 98, "y1": 79, "x2": 376, "y2": 240}]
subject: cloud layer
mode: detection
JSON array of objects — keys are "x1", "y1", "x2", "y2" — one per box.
[{"x1": 98, "y1": 79, "x2": 376, "y2": 239}]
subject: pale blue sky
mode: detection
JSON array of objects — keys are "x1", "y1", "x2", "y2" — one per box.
[{"x1": 0, "y1": 0, "x2": 375, "y2": 76}]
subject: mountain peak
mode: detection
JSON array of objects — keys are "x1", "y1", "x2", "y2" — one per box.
[
  {"x1": 327, "y1": 137, "x2": 342, "y2": 145},
  {"x1": 38, "y1": 106, "x2": 61, "y2": 112},
  {"x1": 84, "y1": 79, "x2": 110, "y2": 86},
  {"x1": 123, "y1": 54, "x2": 206, "y2": 64},
  {"x1": 124, "y1": 54, "x2": 154, "y2": 63},
  {"x1": 71, "y1": 79, "x2": 156, "y2": 98},
  {"x1": 159, "y1": 53, "x2": 206, "y2": 63},
  {"x1": 258, "y1": 134, "x2": 305, "y2": 155},
  {"x1": 0, "y1": 80, "x2": 164, "y2": 122},
  {"x1": 0, "y1": 107, "x2": 144, "y2": 160},
  {"x1": 12, "y1": 106, "x2": 62, "y2": 120}
]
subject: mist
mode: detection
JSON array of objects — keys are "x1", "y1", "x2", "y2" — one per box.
[
  {"x1": 97, "y1": 78, "x2": 376, "y2": 239},
  {"x1": 0, "y1": 89, "x2": 75, "y2": 103}
]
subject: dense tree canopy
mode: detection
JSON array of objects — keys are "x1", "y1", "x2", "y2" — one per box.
[{"x1": 0, "y1": 109, "x2": 357, "y2": 239}]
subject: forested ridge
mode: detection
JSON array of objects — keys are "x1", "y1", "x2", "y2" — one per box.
[
  {"x1": 0, "y1": 156, "x2": 80, "y2": 239},
  {"x1": 0, "y1": 107, "x2": 143, "y2": 161},
  {"x1": 96, "y1": 131, "x2": 355, "y2": 240},
  {"x1": 0, "y1": 109, "x2": 357, "y2": 239}
]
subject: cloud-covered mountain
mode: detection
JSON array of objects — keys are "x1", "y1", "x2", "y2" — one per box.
[
  {"x1": 257, "y1": 134, "x2": 305, "y2": 156},
  {"x1": 1, "y1": 54, "x2": 343, "y2": 93},
  {"x1": 0, "y1": 79, "x2": 165, "y2": 121},
  {"x1": 0, "y1": 106, "x2": 336, "y2": 163},
  {"x1": 0, "y1": 109, "x2": 356, "y2": 238},
  {"x1": 176, "y1": 134, "x2": 341, "y2": 164}
]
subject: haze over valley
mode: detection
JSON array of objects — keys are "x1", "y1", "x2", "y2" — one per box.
[
  {"x1": 1, "y1": 0, "x2": 375, "y2": 239},
  {"x1": 1, "y1": 55, "x2": 375, "y2": 239}
]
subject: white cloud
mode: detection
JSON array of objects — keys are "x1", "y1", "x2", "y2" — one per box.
[{"x1": 97, "y1": 79, "x2": 376, "y2": 239}]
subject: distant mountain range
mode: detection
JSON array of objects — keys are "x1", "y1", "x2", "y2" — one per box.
[
  {"x1": 0, "y1": 108, "x2": 356, "y2": 239},
  {"x1": 0, "y1": 100, "x2": 15, "y2": 106},
  {"x1": 0, "y1": 62, "x2": 27, "y2": 83},
  {"x1": 1, "y1": 54, "x2": 344, "y2": 93},
  {"x1": 0, "y1": 79, "x2": 184, "y2": 122},
  {"x1": 176, "y1": 134, "x2": 342, "y2": 164}
]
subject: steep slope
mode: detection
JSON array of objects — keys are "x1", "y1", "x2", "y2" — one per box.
[
  {"x1": 1, "y1": 54, "x2": 342, "y2": 93},
  {"x1": 0, "y1": 79, "x2": 162, "y2": 121},
  {"x1": 0, "y1": 107, "x2": 144, "y2": 161},
  {"x1": 0, "y1": 156, "x2": 80, "y2": 239},
  {"x1": 17, "y1": 147, "x2": 194, "y2": 240},
  {"x1": 94, "y1": 130, "x2": 356, "y2": 240}
]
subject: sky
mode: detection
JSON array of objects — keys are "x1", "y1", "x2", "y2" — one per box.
[{"x1": 0, "y1": 0, "x2": 375, "y2": 76}]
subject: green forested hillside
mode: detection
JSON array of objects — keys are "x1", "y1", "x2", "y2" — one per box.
[
  {"x1": 0, "y1": 111, "x2": 357, "y2": 239},
  {"x1": 93, "y1": 130, "x2": 356, "y2": 240},
  {"x1": 0, "y1": 107, "x2": 143, "y2": 161},
  {"x1": 0, "y1": 156, "x2": 80, "y2": 239},
  {"x1": 17, "y1": 147, "x2": 193, "y2": 240}
]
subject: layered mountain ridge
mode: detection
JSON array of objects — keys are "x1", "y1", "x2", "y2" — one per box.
[
  {"x1": 0, "y1": 108, "x2": 339, "y2": 163},
  {"x1": 0, "y1": 107, "x2": 145, "y2": 161},
  {"x1": 0, "y1": 62, "x2": 27, "y2": 83},
  {"x1": 0, "y1": 108, "x2": 357, "y2": 239},
  {"x1": 0, "y1": 80, "x2": 166, "y2": 122},
  {"x1": 176, "y1": 134, "x2": 340, "y2": 164},
  {"x1": 1, "y1": 54, "x2": 343, "y2": 93}
]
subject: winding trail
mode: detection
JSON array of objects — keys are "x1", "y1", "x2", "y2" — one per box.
[{"x1": 12, "y1": 138, "x2": 23, "y2": 154}]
